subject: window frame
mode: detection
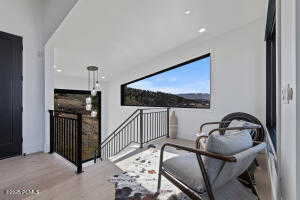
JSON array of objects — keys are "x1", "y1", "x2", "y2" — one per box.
[
  {"x1": 265, "y1": 0, "x2": 277, "y2": 149},
  {"x1": 120, "y1": 53, "x2": 211, "y2": 109}
]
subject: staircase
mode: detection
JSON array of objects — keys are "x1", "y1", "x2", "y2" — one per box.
[{"x1": 99, "y1": 108, "x2": 170, "y2": 160}]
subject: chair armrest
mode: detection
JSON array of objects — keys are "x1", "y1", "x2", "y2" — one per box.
[
  {"x1": 161, "y1": 143, "x2": 236, "y2": 162},
  {"x1": 197, "y1": 121, "x2": 231, "y2": 148},
  {"x1": 208, "y1": 125, "x2": 261, "y2": 136},
  {"x1": 199, "y1": 121, "x2": 231, "y2": 133},
  {"x1": 195, "y1": 135, "x2": 208, "y2": 149},
  {"x1": 196, "y1": 126, "x2": 262, "y2": 149}
]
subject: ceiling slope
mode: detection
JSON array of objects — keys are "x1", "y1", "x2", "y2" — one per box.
[{"x1": 43, "y1": 0, "x2": 79, "y2": 44}]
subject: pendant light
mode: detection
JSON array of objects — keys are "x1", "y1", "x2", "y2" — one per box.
[{"x1": 86, "y1": 66, "x2": 101, "y2": 117}]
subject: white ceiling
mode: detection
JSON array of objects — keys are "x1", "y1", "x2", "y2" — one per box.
[
  {"x1": 43, "y1": 0, "x2": 79, "y2": 44},
  {"x1": 52, "y1": 0, "x2": 267, "y2": 80}
]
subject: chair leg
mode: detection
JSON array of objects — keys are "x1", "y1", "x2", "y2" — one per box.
[
  {"x1": 244, "y1": 171, "x2": 260, "y2": 200},
  {"x1": 157, "y1": 144, "x2": 165, "y2": 193},
  {"x1": 254, "y1": 158, "x2": 259, "y2": 167},
  {"x1": 157, "y1": 171, "x2": 162, "y2": 193}
]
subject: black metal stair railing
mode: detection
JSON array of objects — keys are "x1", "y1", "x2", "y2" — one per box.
[
  {"x1": 49, "y1": 110, "x2": 83, "y2": 173},
  {"x1": 99, "y1": 108, "x2": 170, "y2": 160}
]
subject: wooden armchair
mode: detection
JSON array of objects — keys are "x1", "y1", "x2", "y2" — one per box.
[{"x1": 157, "y1": 130, "x2": 266, "y2": 200}]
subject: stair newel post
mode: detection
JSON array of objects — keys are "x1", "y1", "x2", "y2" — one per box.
[
  {"x1": 49, "y1": 110, "x2": 54, "y2": 153},
  {"x1": 95, "y1": 112, "x2": 101, "y2": 163},
  {"x1": 140, "y1": 109, "x2": 143, "y2": 148},
  {"x1": 167, "y1": 108, "x2": 170, "y2": 138},
  {"x1": 76, "y1": 113, "x2": 83, "y2": 174}
]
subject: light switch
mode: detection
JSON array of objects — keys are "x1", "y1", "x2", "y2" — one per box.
[
  {"x1": 282, "y1": 84, "x2": 294, "y2": 104},
  {"x1": 287, "y1": 84, "x2": 293, "y2": 103},
  {"x1": 281, "y1": 86, "x2": 287, "y2": 104}
]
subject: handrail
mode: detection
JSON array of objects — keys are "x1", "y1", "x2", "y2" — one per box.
[
  {"x1": 51, "y1": 109, "x2": 82, "y2": 115},
  {"x1": 98, "y1": 108, "x2": 170, "y2": 161},
  {"x1": 140, "y1": 107, "x2": 170, "y2": 111},
  {"x1": 55, "y1": 115, "x2": 78, "y2": 120},
  {"x1": 101, "y1": 109, "x2": 141, "y2": 145},
  {"x1": 102, "y1": 114, "x2": 140, "y2": 146}
]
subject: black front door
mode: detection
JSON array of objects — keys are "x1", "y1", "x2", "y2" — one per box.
[{"x1": 0, "y1": 31, "x2": 23, "y2": 159}]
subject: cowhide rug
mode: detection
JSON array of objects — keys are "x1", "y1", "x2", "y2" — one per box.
[{"x1": 108, "y1": 147, "x2": 190, "y2": 200}]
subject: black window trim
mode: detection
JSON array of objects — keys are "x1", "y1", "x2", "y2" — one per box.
[
  {"x1": 265, "y1": 0, "x2": 277, "y2": 149},
  {"x1": 120, "y1": 53, "x2": 211, "y2": 109}
]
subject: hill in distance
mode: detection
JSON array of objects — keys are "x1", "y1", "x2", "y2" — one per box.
[
  {"x1": 176, "y1": 93, "x2": 210, "y2": 101},
  {"x1": 124, "y1": 87, "x2": 210, "y2": 108}
]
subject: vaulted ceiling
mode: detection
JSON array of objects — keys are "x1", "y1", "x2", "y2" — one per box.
[
  {"x1": 51, "y1": 0, "x2": 267, "y2": 80},
  {"x1": 43, "y1": 0, "x2": 79, "y2": 44}
]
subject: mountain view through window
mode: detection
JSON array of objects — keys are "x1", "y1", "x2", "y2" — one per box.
[{"x1": 121, "y1": 54, "x2": 211, "y2": 109}]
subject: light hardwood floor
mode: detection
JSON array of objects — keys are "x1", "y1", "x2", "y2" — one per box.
[
  {"x1": 0, "y1": 139, "x2": 271, "y2": 200},
  {"x1": 0, "y1": 153, "x2": 121, "y2": 200}
]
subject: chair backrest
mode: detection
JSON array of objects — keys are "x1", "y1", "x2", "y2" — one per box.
[
  {"x1": 203, "y1": 130, "x2": 266, "y2": 190},
  {"x1": 225, "y1": 121, "x2": 261, "y2": 138},
  {"x1": 220, "y1": 112, "x2": 265, "y2": 141},
  {"x1": 242, "y1": 121, "x2": 262, "y2": 139}
]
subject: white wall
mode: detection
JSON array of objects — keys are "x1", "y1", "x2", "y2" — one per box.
[
  {"x1": 55, "y1": 74, "x2": 88, "y2": 91},
  {"x1": 103, "y1": 19, "x2": 266, "y2": 140},
  {"x1": 297, "y1": 0, "x2": 300, "y2": 198},
  {"x1": 0, "y1": 0, "x2": 45, "y2": 154},
  {"x1": 279, "y1": 0, "x2": 298, "y2": 199}
]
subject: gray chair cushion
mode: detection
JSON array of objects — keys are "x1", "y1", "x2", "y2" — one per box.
[
  {"x1": 163, "y1": 153, "x2": 206, "y2": 193},
  {"x1": 204, "y1": 130, "x2": 253, "y2": 186}
]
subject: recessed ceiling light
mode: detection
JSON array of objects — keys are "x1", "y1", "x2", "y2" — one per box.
[
  {"x1": 101, "y1": 76, "x2": 105, "y2": 79},
  {"x1": 56, "y1": 69, "x2": 63, "y2": 72},
  {"x1": 184, "y1": 10, "x2": 191, "y2": 15},
  {"x1": 198, "y1": 28, "x2": 206, "y2": 33}
]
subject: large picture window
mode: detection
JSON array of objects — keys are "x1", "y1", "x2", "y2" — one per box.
[{"x1": 121, "y1": 54, "x2": 211, "y2": 109}]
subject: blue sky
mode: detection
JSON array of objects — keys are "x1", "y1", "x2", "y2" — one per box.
[{"x1": 128, "y1": 56, "x2": 211, "y2": 94}]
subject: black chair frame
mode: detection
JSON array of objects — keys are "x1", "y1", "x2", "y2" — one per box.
[{"x1": 158, "y1": 126, "x2": 262, "y2": 200}]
